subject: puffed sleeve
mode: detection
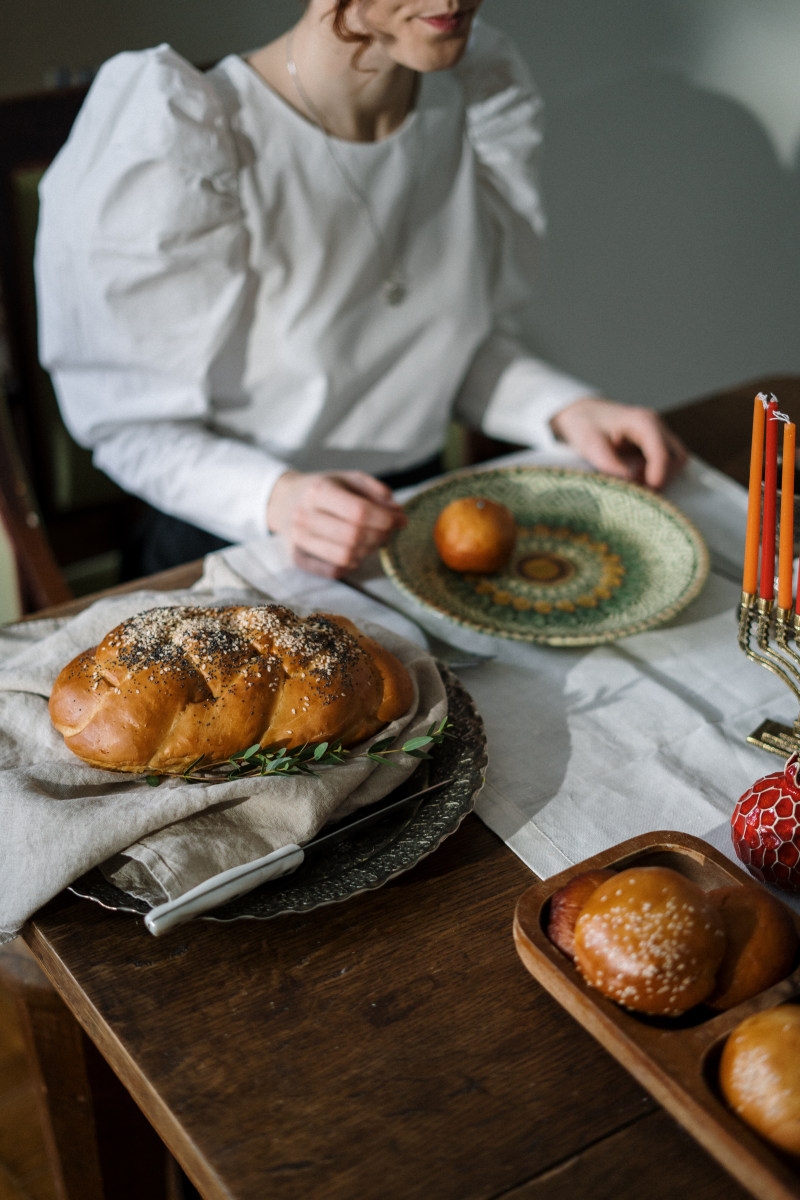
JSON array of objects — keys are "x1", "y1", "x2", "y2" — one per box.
[
  {"x1": 35, "y1": 46, "x2": 284, "y2": 542},
  {"x1": 452, "y1": 23, "x2": 596, "y2": 447}
]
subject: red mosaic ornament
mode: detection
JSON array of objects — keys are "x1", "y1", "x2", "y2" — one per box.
[{"x1": 731, "y1": 752, "x2": 800, "y2": 892}]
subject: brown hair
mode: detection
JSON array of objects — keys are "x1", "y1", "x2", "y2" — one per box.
[
  {"x1": 304, "y1": 1, "x2": 371, "y2": 53},
  {"x1": 331, "y1": 0, "x2": 359, "y2": 40}
]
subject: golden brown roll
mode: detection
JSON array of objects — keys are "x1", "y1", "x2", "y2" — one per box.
[
  {"x1": 433, "y1": 496, "x2": 516, "y2": 573},
  {"x1": 719, "y1": 1005, "x2": 800, "y2": 1155},
  {"x1": 49, "y1": 604, "x2": 415, "y2": 773},
  {"x1": 706, "y1": 885, "x2": 798, "y2": 1010},
  {"x1": 572, "y1": 866, "x2": 726, "y2": 1016},
  {"x1": 546, "y1": 869, "x2": 616, "y2": 961}
]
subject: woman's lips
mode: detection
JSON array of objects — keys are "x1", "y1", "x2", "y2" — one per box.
[{"x1": 420, "y1": 11, "x2": 470, "y2": 33}]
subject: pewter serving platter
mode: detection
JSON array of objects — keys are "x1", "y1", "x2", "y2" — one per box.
[{"x1": 68, "y1": 665, "x2": 486, "y2": 923}]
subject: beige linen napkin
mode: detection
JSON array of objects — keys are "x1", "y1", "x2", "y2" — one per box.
[{"x1": 0, "y1": 583, "x2": 446, "y2": 942}]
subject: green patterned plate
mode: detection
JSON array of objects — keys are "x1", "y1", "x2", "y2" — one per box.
[{"x1": 380, "y1": 467, "x2": 709, "y2": 646}]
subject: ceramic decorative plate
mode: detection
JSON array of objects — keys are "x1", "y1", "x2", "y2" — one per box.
[
  {"x1": 380, "y1": 467, "x2": 709, "y2": 646},
  {"x1": 68, "y1": 666, "x2": 486, "y2": 924}
]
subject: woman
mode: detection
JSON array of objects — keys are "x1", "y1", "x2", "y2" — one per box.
[{"x1": 35, "y1": 0, "x2": 685, "y2": 577}]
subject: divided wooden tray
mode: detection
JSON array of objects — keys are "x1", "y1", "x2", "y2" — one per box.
[{"x1": 513, "y1": 831, "x2": 800, "y2": 1200}]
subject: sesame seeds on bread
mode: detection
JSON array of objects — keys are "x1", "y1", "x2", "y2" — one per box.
[
  {"x1": 48, "y1": 604, "x2": 415, "y2": 773},
  {"x1": 572, "y1": 866, "x2": 727, "y2": 1016}
]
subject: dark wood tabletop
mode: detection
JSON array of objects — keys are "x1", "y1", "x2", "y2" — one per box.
[{"x1": 20, "y1": 378, "x2": 800, "y2": 1200}]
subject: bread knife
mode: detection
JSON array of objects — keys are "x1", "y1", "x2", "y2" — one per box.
[{"x1": 144, "y1": 776, "x2": 453, "y2": 936}]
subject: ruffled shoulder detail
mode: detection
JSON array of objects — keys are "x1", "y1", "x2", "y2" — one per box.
[
  {"x1": 36, "y1": 44, "x2": 250, "y2": 415},
  {"x1": 57, "y1": 45, "x2": 239, "y2": 180},
  {"x1": 455, "y1": 20, "x2": 545, "y2": 235},
  {"x1": 38, "y1": 47, "x2": 248, "y2": 340},
  {"x1": 40, "y1": 44, "x2": 243, "y2": 259}
]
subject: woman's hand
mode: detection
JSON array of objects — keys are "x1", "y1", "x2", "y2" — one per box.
[
  {"x1": 550, "y1": 396, "x2": 687, "y2": 489},
  {"x1": 267, "y1": 469, "x2": 407, "y2": 577}
]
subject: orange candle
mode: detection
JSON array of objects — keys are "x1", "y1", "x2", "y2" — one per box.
[
  {"x1": 743, "y1": 395, "x2": 767, "y2": 594},
  {"x1": 778, "y1": 420, "x2": 795, "y2": 609},
  {"x1": 759, "y1": 399, "x2": 780, "y2": 600}
]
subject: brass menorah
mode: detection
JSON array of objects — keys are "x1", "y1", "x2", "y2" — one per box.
[{"x1": 738, "y1": 591, "x2": 800, "y2": 756}]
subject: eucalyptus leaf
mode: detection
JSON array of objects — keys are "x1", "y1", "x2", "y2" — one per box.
[
  {"x1": 400, "y1": 736, "x2": 435, "y2": 752},
  {"x1": 145, "y1": 719, "x2": 453, "y2": 785}
]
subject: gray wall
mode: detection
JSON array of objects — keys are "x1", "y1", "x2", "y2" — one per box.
[{"x1": 5, "y1": 0, "x2": 800, "y2": 410}]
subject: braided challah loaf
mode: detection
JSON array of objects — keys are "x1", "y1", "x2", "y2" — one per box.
[{"x1": 49, "y1": 604, "x2": 415, "y2": 773}]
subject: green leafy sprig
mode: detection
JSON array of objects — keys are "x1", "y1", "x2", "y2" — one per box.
[{"x1": 145, "y1": 717, "x2": 452, "y2": 787}]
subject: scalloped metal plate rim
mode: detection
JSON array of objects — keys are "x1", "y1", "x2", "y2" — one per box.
[{"x1": 67, "y1": 665, "x2": 487, "y2": 924}]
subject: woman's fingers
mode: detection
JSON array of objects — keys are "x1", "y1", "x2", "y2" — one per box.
[
  {"x1": 551, "y1": 396, "x2": 688, "y2": 489},
  {"x1": 267, "y1": 469, "x2": 407, "y2": 576}
]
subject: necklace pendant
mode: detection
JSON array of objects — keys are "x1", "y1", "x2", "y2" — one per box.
[
  {"x1": 286, "y1": 32, "x2": 417, "y2": 315},
  {"x1": 384, "y1": 276, "x2": 406, "y2": 306}
]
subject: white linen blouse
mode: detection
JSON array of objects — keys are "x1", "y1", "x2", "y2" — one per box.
[{"x1": 35, "y1": 21, "x2": 594, "y2": 543}]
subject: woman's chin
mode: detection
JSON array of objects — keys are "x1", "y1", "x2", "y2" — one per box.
[{"x1": 395, "y1": 33, "x2": 473, "y2": 74}]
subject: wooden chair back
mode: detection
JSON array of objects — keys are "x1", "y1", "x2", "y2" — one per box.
[
  {"x1": 0, "y1": 85, "x2": 140, "y2": 596},
  {"x1": 0, "y1": 377, "x2": 71, "y2": 617}
]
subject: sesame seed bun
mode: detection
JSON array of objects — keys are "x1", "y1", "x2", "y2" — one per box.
[
  {"x1": 720, "y1": 1005, "x2": 800, "y2": 1155},
  {"x1": 573, "y1": 866, "x2": 726, "y2": 1016}
]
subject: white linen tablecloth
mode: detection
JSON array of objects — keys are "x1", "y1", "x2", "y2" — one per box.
[
  {"x1": 3, "y1": 445, "x2": 797, "y2": 936},
  {"x1": 348, "y1": 447, "x2": 800, "y2": 913}
]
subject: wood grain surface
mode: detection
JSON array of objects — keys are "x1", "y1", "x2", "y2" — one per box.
[
  {"x1": 25, "y1": 817, "x2": 758, "y2": 1200},
  {"x1": 22, "y1": 379, "x2": 800, "y2": 1199}
]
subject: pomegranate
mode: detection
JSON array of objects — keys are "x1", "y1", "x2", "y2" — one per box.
[{"x1": 731, "y1": 752, "x2": 800, "y2": 892}]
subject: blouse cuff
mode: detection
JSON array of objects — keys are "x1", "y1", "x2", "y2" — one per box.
[{"x1": 455, "y1": 333, "x2": 598, "y2": 449}]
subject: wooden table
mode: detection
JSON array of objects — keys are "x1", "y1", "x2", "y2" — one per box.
[{"x1": 19, "y1": 378, "x2": 800, "y2": 1200}]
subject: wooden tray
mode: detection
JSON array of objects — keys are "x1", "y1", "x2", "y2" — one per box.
[{"x1": 513, "y1": 830, "x2": 800, "y2": 1200}]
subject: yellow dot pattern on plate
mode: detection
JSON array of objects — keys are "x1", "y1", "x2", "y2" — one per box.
[{"x1": 473, "y1": 524, "x2": 625, "y2": 614}]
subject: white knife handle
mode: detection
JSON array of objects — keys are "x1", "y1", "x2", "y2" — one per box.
[{"x1": 144, "y1": 844, "x2": 305, "y2": 936}]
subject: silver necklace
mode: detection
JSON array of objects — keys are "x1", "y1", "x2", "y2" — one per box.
[{"x1": 285, "y1": 32, "x2": 417, "y2": 306}]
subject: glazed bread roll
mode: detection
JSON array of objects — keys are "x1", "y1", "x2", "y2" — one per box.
[
  {"x1": 546, "y1": 869, "x2": 616, "y2": 961},
  {"x1": 719, "y1": 1005, "x2": 800, "y2": 1155},
  {"x1": 49, "y1": 604, "x2": 415, "y2": 773},
  {"x1": 572, "y1": 866, "x2": 726, "y2": 1016},
  {"x1": 433, "y1": 496, "x2": 516, "y2": 573},
  {"x1": 706, "y1": 885, "x2": 798, "y2": 1010}
]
